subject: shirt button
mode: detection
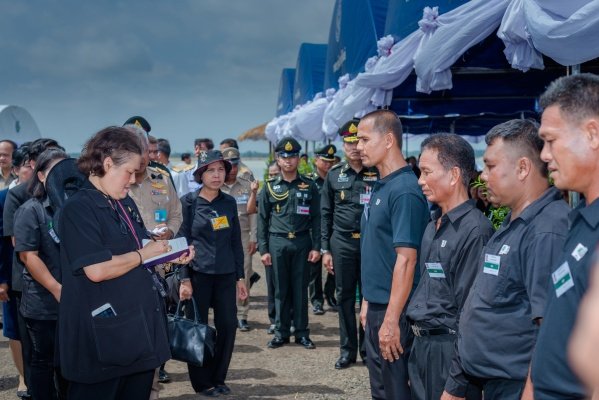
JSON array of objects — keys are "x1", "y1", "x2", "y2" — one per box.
[{"x1": 156, "y1": 308, "x2": 160, "y2": 312}]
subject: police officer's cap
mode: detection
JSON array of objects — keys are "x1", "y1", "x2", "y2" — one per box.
[
  {"x1": 221, "y1": 147, "x2": 240, "y2": 165},
  {"x1": 314, "y1": 144, "x2": 337, "y2": 162},
  {"x1": 275, "y1": 137, "x2": 302, "y2": 158},
  {"x1": 123, "y1": 116, "x2": 151, "y2": 133},
  {"x1": 193, "y1": 150, "x2": 232, "y2": 179},
  {"x1": 338, "y1": 118, "x2": 360, "y2": 143}
]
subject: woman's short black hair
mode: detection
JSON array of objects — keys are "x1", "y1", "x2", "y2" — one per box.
[
  {"x1": 78, "y1": 126, "x2": 143, "y2": 177},
  {"x1": 28, "y1": 148, "x2": 68, "y2": 199}
]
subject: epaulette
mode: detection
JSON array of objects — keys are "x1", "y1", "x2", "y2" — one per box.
[
  {"x1": 148, "y1": 161, "x2": 171, "y2": 177},
  {"x1": 330, "y1": 162, "x2": 344, "y2": 170},
  {"x1": 172, "y1": 164, "x2": 195, "y2": 173}
]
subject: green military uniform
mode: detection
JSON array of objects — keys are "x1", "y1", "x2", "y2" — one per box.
[
  {"x1": 308, "y1": 144, "x2": 338, "y2": 313},
  {"x1": 257, "y1": 138, "x2": 321, "y2": 343},
  {"x1": 320, "y1": 118, "x2": 378, "y2": 365}
]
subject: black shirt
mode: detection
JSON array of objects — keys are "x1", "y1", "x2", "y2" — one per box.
[
  {"x1": 3, "y1": 183, "x2": 30, "y2": 291},
  {"x1": 257, "y1": 174, "x2": 321, "y2": 255},
  {"x1": 532, "y1": 198, "x2": 599, "y2": 399},
  {"x1": 457, "y1": 187, "x2": 569, "y2": 382},
  {"x1": 178, "y1": 190, "x2": 244, "y2": 280},
  {"x1": 14, "y1": 198, "x2": 61, "y2": 320},
  {"x1": 321, "y1": 162, "x2": 379, "y2": 251},
  {"x1": 58, "y1": 181, "x2": 169, "y2": 384}
]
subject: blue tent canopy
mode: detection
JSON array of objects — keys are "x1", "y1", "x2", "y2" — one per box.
[
  {"x1": 324, "y1": 0, "x2": 389, "y2": 90},
  {"x1": 276, "y1": 68, "x2": 296, "y2": 117},
  {"x1": 293, "y1": 43, "x2": 327, "y2": 106},
  {"x1": 384, "y1": 0, "x2": 468, "y2": 41}
]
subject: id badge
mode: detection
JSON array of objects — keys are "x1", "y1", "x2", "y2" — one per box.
[
  {"x1": 359, "y1": 193, "x2": 371, "y2": 205},
  {"x1": 483, "y1": 254, "x2": 500, "y2": 276},
  {"x1": 296, "y1": 205, "x2": 310, "y2": 215},
  {"x1": 236, "y1": 194, "x2": 249, "y2": 205},
  {"x1": 425, "y1": 262, "x2": 445, "y2": 278},
  {"x1": 211, "y1": 216, "x2": 230, "y2": 230},
  {"x1": 552, "y1": 261, "x2": 575, "y2": 297},
  {"x1": 154, "y1": 208, "x2": 167, "y2": 223}
]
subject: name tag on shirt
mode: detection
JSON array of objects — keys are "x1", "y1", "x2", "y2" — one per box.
[
  {"x1": 359, "y1": 193, "x2": 371, "y2": 205},
  {"x1": 154, "y1": 208, "x2": 167, "y2": 223},
  {"x1": 236, "y1": 194, "x2": 249, "y2": 205},
  {"x1": 552, "y1": 261, "x2": 575, "y2": 298},
  {"x1": 337, "y1": 175, "x2": 349, "y2": 183},
  {"x1": 425, "y1": 262, "x2": 446, "y2": 278},
  {"x1": 571, "y1": 243, "x2": 588, "y2": 261},
  {"x1": 296, "y1": 205, "x2": 310, "y2": 215},
  {"x1": 483, "y1": 254, "x2": 501, "y2": 276},
  {"x1": 211, "y1": 216, "x2": 230, "y2": 230}
]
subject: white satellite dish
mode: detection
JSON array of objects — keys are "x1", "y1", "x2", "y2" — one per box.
[{"x1": 0, "y1": 105, "x2": 42, "y2": 145}]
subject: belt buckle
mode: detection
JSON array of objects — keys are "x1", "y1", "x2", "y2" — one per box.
[
  {"x1": 411, "y1": 325, "x2": 422, "y2": 337},
  {"x1": 351, "y1": 232, "x2": 360, "y2": 239},
  {"x1": 287, "y1": 232, "x2": 296, "y2": 239}
]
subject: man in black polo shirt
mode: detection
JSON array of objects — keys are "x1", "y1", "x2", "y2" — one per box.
[
  {"x1": 446, "y1": 119, "x2": 569, "y2": 400},
  {"x1": 531, "y1": 73, "x2": 599, "y2": 399},
  {"x1": 357, "y1": 110, "x2": 429, "y2": 399},
  {"x1": 407, "y1": 134, "x2": 493, "y2": 400}
]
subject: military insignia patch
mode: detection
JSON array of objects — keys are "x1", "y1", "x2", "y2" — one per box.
[
  {"x1": 297, "y1": 182, "x2": 309, "y2": 190},
  {"x1": 349, "y1": 123, "x2": 358, "y2": 133},
  {"x1": 328, "y1": 147, "x2": 335, "y2": 155},
  {"x1": 285, "y1": 141, "x2": 293, "y2": 151}
]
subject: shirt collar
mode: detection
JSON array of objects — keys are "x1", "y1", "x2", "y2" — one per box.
[
  {"x1": 571, "y1": 197, "x2": 599, "y2": 229},
  {"x1": 376, "y1": 165, "x2": 412, "y2": 187},
  {"x1": 443, "y1": 199, "x2": 477, "y2": 225},
  {"x1": 81, "y1": 179, "x2": 112, "y2": 208},
  {"x1": 509, "y1": 186, "x2": 564, "y2": 225}
]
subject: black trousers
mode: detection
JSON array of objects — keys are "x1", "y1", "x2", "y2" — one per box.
[
  {"x1": 331, "y1": 231, "x2": 364, "y2": 359},
  {"x1": 67, "y1": 369, "x2": 154, "y2": 400},
  {"x1": 308, "y1": 261, "x2": 335, "y2": 307},
  {"x1": 15, "y1": 294, "x2": 32, "y2": 389},
  {"x1": 188, "y1": 272, "x2": 237, "y2": 392},
  {"x1": 269, "y1": 234, "x2": 311, "y2": 339},
  {"x1": 408, "y1": 334, "x2": 482, "y2": 400},
  {"x1": 264, "y1": 264, "x2": 276, "y2": 324},
  {"x1": 464, "y1": 375, "x2": 525, "y2": 400},
  {"x1": 365, "y1": 303, "x2": 412, "y2": 400},
  {"x1": 23, "y1": 318, "x2": 67, "y2": 400}
]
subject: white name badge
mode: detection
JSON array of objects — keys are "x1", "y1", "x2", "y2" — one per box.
[
  {"x1": 296, "y1": 205, "x2": 310, "y2": 215},
  {"x1": 572, "y1": 243, "x2": 588, "y2": 262},
  {"x1": 483, "y1": 254, "x2": 501, "y2": 276},
  {"x1": 552, "y1": 261, "x2": 575, "y2": 298},
  {"x1": 425, "y1": 262, "x2": 446, "y2": 278},
  {"x1": 236, "y1": 194, "x2": 249, "y2": 205},
  {"x1": 359, "y1": 193, "x2": 371, "y2": 205}
]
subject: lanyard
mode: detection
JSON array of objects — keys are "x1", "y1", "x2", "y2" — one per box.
[{"x1": 109, "y1": 199, "x2": 142, "y2": 249}]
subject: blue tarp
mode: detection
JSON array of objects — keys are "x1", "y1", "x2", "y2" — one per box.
[
  {"x1": 384, "y1": 0, "x2": 469, "y2": 41},
  {"x1": 293, "y1": 43, "x2": 327, "y2": 106},
  {"x1": 276, "y1": 68, "x2": 296, "y2": 117},
  {"x1": 324, "y1": 0, "x2": 389, "y2": 90}
]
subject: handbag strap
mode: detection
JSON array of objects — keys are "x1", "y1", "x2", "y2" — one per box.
[{"x1": 175, "y1": 297, "x2": 205, "y2": 324}]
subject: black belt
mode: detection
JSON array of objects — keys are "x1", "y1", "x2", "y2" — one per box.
[
  {"x1": 411, "y1": 325, "x2": 456, "y2": 337},
  {"x1": 270, "y1": 230, "x2": 310, "y2": 239},
  {"x1": 334, "y1": 230, "x2": 361, "y2": 239}
]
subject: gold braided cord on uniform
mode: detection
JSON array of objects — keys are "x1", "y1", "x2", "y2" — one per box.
[{"x1": 266, "y1": 181, "x2": 289, "y2": 201}]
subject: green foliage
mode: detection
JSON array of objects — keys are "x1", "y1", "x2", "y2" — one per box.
[
  {"x1": 470, "y1": 175, "x2": 510, "y2": 230},
  {"x1": 298, "y1": 157, "x2": 315, "y2": 176}
]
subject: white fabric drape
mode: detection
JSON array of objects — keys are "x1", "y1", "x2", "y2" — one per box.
[
  {"x1": 499, "y1": 0, "x2": 599, "y2": 71},
  {"x1": 414, "y1": 0, "x2": 509, "y2": 94}
]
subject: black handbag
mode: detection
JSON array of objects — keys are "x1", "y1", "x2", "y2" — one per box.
[{"x1": 167, "y1": 298, "x2": 216, "y2": 366}]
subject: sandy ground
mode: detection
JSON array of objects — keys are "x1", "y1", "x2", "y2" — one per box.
[{"x1": 0, "y1": 255, "x2": 371, "y2": 399}]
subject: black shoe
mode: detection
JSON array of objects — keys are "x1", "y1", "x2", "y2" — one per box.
[
  {"x1": 335, "y1": 356, "x2": 356, "y2": 369},
  {"x1": 295, "y1": 337, "x2": 315, "y2": 349},
  {"x1": 215, "y1": 384, "x2": 231, "y2": 395},
  {"x1": 266, "y1": 324, "x2": 275, "y2": 334},
  {"x1": 198, "y1": 387, "x2": 220, "y2": 397},
  {"x1": 325, "y1": 295, "x2": 338, "y2": 311},
  {"x1": 312, "y1": 304, "x2": 325, "y2": 315},
  {"x1": 238, "y1": 319, "x2": 250, "y2": 332},
  {"x1": 249, "y1": 272, "x2": 261, "y2": 288},
  {"x1": 158, "y1": 368, "x2": 171, "y2": 383},
  {"x1": 16, "y1": 390, "x2": 31, "y2": 399},
  {"x1": 267, "y1": 336, "x2": 289, "y2": 348}
]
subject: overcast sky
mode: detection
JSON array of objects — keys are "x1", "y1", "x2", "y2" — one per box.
[{"x1": 0, "y1": 0, "x2": 335, "y2": 154}]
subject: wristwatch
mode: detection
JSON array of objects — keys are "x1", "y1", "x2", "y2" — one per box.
[{"x1": 320, "y1": 249, "x2": 330, "y2": 255}]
